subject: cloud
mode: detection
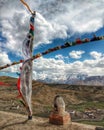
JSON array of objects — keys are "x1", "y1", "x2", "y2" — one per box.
[
  {"x1": 0, "y1": 0, "x2": 104, "y2": 55},
  {"x1": 90, "y1": 51, "x2": 103, "y2": 59},
  {"x1": 69, "y1": 50, "x2": 85, "y2": 59},
  {"x1": 0, "y1": 0, "x2": 68, "y2": 55},
  {"x1": 55, "y1": 54, "x2": 64, "y2": 60},
  {"x1": 0, "y1": 52, "x2": 11, "y2": 66},
  {"x1": 31, "y1": 55, "x2": 104, "y2": 82},
  {"x1": 34, "y1": 12, "x2": 68, "y2": 47},
  {"x1": 45, "y1": 0, "x2": 104, "y2": 33},
  {"x1": 33, "y1": 57, "x2": 68, "y2": 82},
  {"x1": 1, "y1": 53, "x2": 104, "y2": 82}
]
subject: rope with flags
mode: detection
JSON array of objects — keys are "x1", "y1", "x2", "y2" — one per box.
[
  {"x1": 0, "y1": 35, "x2": 104, "y2": 71},
  {"x1": 17, "y1": 0, "x2": 36, "y2": 120}
]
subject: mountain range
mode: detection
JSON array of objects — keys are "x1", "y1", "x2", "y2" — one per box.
[
  {"x1": 70, "y1": 76, "x2": 104, "y2": 86},
  {"x1": 38, "y1": 74, "x2": 104, "y2": 86}
]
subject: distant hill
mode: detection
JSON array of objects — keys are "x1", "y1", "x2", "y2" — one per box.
[{"x1": 0, "y1": 76, "x2": 104, "y2": 107}]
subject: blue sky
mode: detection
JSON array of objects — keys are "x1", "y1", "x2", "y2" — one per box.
[
  {"x1": 34, "y1": 27, "x2": 104, "y2": 60},
  {"x1": 0, "y1": 0, "x2": 104, "y2": 82}
]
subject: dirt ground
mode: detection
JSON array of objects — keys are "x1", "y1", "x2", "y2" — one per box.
[{"x1": 0, "y1": 111, "x2": 102, "y2": 130}]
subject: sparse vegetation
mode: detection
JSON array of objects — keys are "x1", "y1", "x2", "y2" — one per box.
[
  {"x1": 67, "y1": 102, "x2": 104, "y2": 111},
  {"x1": 76, "y1": 119, "x2": 104, "y2": 127},
  {"x1": 0, "y1": 76, "x2": 104, "y2": 127}
]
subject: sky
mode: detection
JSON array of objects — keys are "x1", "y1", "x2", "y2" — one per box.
[{"x1": 0, "y1": 0, "x2": 104, "y2": 82}]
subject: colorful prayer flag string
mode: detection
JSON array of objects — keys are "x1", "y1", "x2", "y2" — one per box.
[
  {"x1": 0, "y1": 35, "x2": 104, "y2": 71},
  {"x1": 17, "y1": 0, "x2": 36, "y2": 120}
]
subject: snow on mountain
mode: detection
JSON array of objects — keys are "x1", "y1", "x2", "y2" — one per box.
[{"x1": 37, "y1": 73, "x2": 104, "y2": 86}]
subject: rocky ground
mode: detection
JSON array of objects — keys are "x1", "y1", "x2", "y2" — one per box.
[{"x1": 0, "y1": 76, "x2": 104, "y2": 129}]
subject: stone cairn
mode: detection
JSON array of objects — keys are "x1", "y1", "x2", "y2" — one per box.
[{"x1": 49, "y1": 95, "x2": 71, "y2": 125}]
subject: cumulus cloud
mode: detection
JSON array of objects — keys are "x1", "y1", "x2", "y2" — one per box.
[
  {"x1": 33, "y1": 57, "x2": 68, "y2": 82},
  {"x1": 55, "y1": 54, "x2": 64, "y2": 60},
  {"x1": 34, "y1": 12, "x2": 67, "y2": 47},
  {"x1": 0, "y1": 0, "x2": 104, "y2": 55},
  {"x1": 31, "y1": 54, "x2": 104, "y2": 82},
  {"x1": 69, "y1": 50, "x2": 85, "y2": 59},
  {"x1": 90, "y1": 51, "x2": 103, "y2": 59},
  {"x1": 0, "y1": 51, "x2": 11, "y2": 66},
  {"x1": 0, "y1": 0, "x2": 68, "y2": 55},
  {"x1": 1, "y1": 52, "x2": 104, "y2": 82}
]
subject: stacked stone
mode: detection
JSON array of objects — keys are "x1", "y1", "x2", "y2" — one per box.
[{"x1": 49, "y1": 95, "x2": 71, "y2": 125}]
